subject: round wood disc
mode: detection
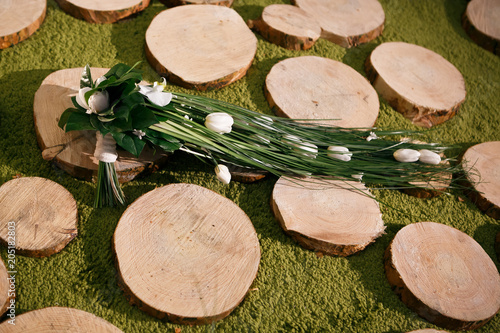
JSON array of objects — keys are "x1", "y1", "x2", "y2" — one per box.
[
  {"x1": 159, "y1": 0, "x2": 233, "y2": 7},
  {"x1": 404, "y1": 160, "x2": 452, "y2": 199},
  {"x1": 0, "y1": 307, "x2": 123, "y2": 332},
  {"x1": 385, "y1": 222, "x2": 500, "y2": 330},
  {"x1": 145, "y1": 5, "x2": 257, "y2": 91},
  {"x1": 265, "y1": 56, "x2": 379, "y2": 128},
  {"x1": 0, "y1": 0, "x2": 46, "y2": 49},
  {"x1": 0, "y1": 257, "x2": 12, "y2": 317},
  {"x1": 461, "y1": 141, "x2": 500, "y2": 219},
  {"x1": 271, "y1": 177, "x2": 385, "y2": 256},
  {"x1": 227, "y1": 164, "x2": 267, "y2": 183},
  {"x1": 366, "y1": 42, "x2": 466, "y2": 128},
  {"x1": 54, "y1": 0, "x2": 150, "y2": 24},
  {"x1": 113, "y1": 183, "x2": 260, "y2": 324},
  {"x1": 291, "y1": 0, "x2": 385, "y2": 48},
  {"x1": 248, "y1": 4, "x2": 321, "y2": 50},
  {"x1": 0, "y1": 177, "x2": 78, "y2": 257},
  {"x1": 462, "y1": 0, "x2": 500, "y2": 55},
  {"x1": 33, "y1": 67, "x2": 168, "y2": 183}
]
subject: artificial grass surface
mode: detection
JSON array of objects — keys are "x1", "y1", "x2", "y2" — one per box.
[{"x1": 0, "y1": 0, "x2": 499, "y2": 332}]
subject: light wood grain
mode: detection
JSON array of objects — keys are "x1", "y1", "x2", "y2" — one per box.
[
  {"x1": 159, "y1": 0, "x2": 233, "y2": 7},
  {"x1": 33, "y1": 67, "x2": 168, "y2": 183},
  {"x1": 404, "y1": 160, "x2": 452, "y2": 199},
  {"x1": 113, "y1": 183, "x2": 260, "y2": 324},
  {"x1": 463, "y1": 0, "x2": 500, "y2": 55},
  {"x1": 248, "y1": 4, "x2": 321, "y2": 50},
  {"x1": 366, "y1": 42, "x2": 466, "y2": 128},
  {"x1": 271, "y1": 177, "x2": 385, "y2": 256},
  {"x1": 145, "y1": 5, "x2": 257, "y2": 91},
  {"x1": 0, "y1": 0, "x2": 46, "y2": 49},
  {"x1": 0, "y1": 258, "x2": 12, "y2": 318},
  {"x1": 54, "y1": 0, "x2": 150, "y2": 23},
  {"x1": 461, "y1": 141, "x2": 500, "y2": 219},
  {"x1": 385, "y1": 222, "x2": 500, "y2": 330},
  {"x1": 0, "y1": 177, "x2": 78, "y2": 257},
  {"x1": 0, "y1": 307, "x2": 123, "y2": 332},
  {"x1": 291, "y1": 0, "x2": 384, "y2": 48},
  {"x1": 265, "y1": 56, "x2": 379, "y2": 128}
]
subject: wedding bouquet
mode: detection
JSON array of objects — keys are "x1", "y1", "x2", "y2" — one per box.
[{"x1": 59, "y1": 63, "x2": 468, "y2": 207}]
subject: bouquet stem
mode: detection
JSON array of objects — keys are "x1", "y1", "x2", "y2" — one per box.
[{"x1": 94, "y1": 161, "x2": 125, "y2": 208}]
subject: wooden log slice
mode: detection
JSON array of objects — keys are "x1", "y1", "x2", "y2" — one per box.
[
  {"x1": 0, "y1": 0, "x2": 46, "y2": 49},
  {"x1": 113, "y1": 183, "x2": 260, "y2": 324},
  {"x1": 145, "y1": 5, "x2": 257, "y2": 91},
  {"x1": 247, "y1": 4, "x2": 321, "y2": 50},
  {"x1": 291, "y1": 0, "x2": 385, "y2": 48},
  {"x1": 366, "y1": 42, "x2": 466, "y2": 128},
  {"x1": 159, "y1": 0, "x2": 233, "y2": 7},
  {"x1": 265, "y1": 56, "x2": 379, "y2": 128},
  {"x1": 54, "y1": 0, "x2": 150, "y2": 24},
  {"x1": 462, "y1": 0, "x2": 500, "y2": 55},
  {"x1": 0, "y1": 307, "x2": 123, "y2": 332},
  {"x1": 403, "y1": 160, "x2": 452, "y2": 199},
  {"x1": 33, "y1": 68, "x2": 168, "y2": 183},
  {"x1": 271, "y1": 177, "x2": 385, "y2": 256},
  {"x1": 0, "y1": 177, "x2": 78, "y2": 257},
  {"x1": 0, "y1": 257, "x2": 12, "y2": 317},
  {"x1": 227, "y1": 164, "x2": 267, "y2": 183},
  {"x1": 385, "y1": 222, "x2": 500, "y2": 330},
  {"x1": 460, "y1": 141, "x2": 500, "y2": 219}
]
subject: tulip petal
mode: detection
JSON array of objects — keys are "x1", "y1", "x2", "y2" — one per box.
[
  {"x1": 215, "y1": 164, "x2": 231, "y2": 185},
  {"x1": 146, "y1": 91, "x2": 172, "y2": 107},
  {"x1": 77, "y1": 87, "x2": 91, "y2": 109}
]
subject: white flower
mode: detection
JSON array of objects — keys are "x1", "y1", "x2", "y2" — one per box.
[
  {"x1": 139, "y1": 79, "x2": 172, "y2": 107},
  {"x1": 393, "y1": 149, "x2": 420, "y2": 162},
  {"x1": 418, "y1": 149, "x2": 441, "y2": 165},
  {"x1": 366, "y1": 132, "x2": 378, "y2": 141},
  {"x1": 215, "y1": 164, "x2": 231, "y2": 185},
  {"x1": 76, "y1": 87, "x2": 91, "y2": 110},
  {"x1": 352, "y1": 173, "x2": 363, "y2": 181},
  {"x1": 283, "y1": 135, "x2": 318, "y2": 158},
  {"x1": 133, "y1": 129, "x2": 146, "y2": 140},
  {"x1": 76, "y1": 88, "x2": 109, "y2": 114},
  {"x1": 327, "y1": 146, "x2": 352, "y2": 161},
  {"x1": 205, "y1": 112, "x2": 234, "y2": 134},
  {"x1": 95, "y1": 75, "x2": 107, "y2": 86}
]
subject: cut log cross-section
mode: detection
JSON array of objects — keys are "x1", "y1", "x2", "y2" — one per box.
[
  {"x1": 0, "y1": 257, "x2": 12, "y2": 318},
  {"x1": 0, "y1": 0, "x2": 46, "y2": 49},
  {"x1": 113, "y1": 183, "x2": 260, "y2": 324},
  {"x1": 248, "y1": 4, "x2": 321, "y2": 50},
  {"x1": 461, "y1": 141, "x2": 500, "y2": 220},
  {"x1": 145, "y1": 5, "x2": 257, "y2": 91},
  {"x1": 366, "y1": 42, "x2": 466, "y2": 128},
  {"x1": 385, "y1": 222, "x2": 500, "y2": 331},
  {"x1": 54, "y1": 0, "x2": 151, "y2": 24},
  {"x1": 265, "y1": 56, "x2": 380, "y2": 128},
  {"x1": 0, "y1": 307, "x2": 123, "y2": 332},
  {"x1": 159, "y1": 0, "x2": 234, "y2": 7},
  {"x1": 271, "y1": 177, "x2": 385, "y2": 256},
  {"x1": 291, "y1": 0, "x2": 385, "y2": 48},
  {"x1": 462, "y1": 0, "x2": 500, "y2": 55},
  {"x1": 33, "y1": 68, "x2": 168, "y2": 183},
  {"x1": 0, "y1": 177, "x2": 78, "y2": 257}
]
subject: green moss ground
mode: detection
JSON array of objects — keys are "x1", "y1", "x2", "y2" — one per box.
[{"x1": 0, "y1": 0, "x2": 499, "y2": 332}]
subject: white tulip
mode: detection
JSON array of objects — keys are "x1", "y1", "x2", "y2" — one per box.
[
  {"x1": 88, "y1": 90, "x2": 109, "y2": 114},
  {"x1": 393, "y1": 149, "x2": 420, "y2": 162},
  {"x1": 327, "y1": 146, "x2": 352, "y2": 161},
  {"x1": 139, "y1": 80, "x2": 172, "y2": 107},
  {"x1": 205, "y1": 112, "x2": 234, "y2": 134},
  {"x1": 418, "y1": 149, "x2": 441, "y2": 165},
  {"x1": 215, "y1": 164, "x2": 231, "y2": 185},
  {"x1": 76, "y1": 87, "x2": 91, "y2": 110}
]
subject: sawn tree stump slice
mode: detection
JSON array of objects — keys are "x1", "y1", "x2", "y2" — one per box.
[
  {"x1": 0, "y1": 257, "x2": 12, "y2": 317},
  {"x1": 0, "y1": 307, "x2": 123, "y2": 332},
  {"x1": 227, "y1": 165, "x2": 267, "y2": 183},
  {"x1": 271, "y1": 177, "x2": 385, "y2": 256},
  {"x1": 33, "y1": 67, "x2": 168, "y2": 183},
  {"x1": 265, "y1": 56, "x2": 379, "y2": 128},
  {"x1": 0, "y1": 0, "x2": 46, "y2": 49},
  {"x1": 385, "y1": 222, "x2": 500, "y2": 331},
  {"x1": 145, "y1": 5, "x2": 257, "y2": 91},
  {"x1": 159, "y1": 0, "x2": 234, "y2": 7},
  {"x1": 461, "y1": 141, "x2": 500, "y2": 219},
  {"x1": 248, "y1": 4, "x2": 321, "y2": 50},
  {"x1": 54, "y1": 0, "x2": 150, "y2": 24},
  {"x1": 113, "y1": 183, "x2": 260, "y2": 324},
  {"x1": 366, "y1": 42, "x2": 466, "y2": 128},
  {"x1": 291, "y1": 0, "x2": 385, "y2": 48},
  {"x1": 462, "y1": 0, "x2": 500, "y2": 55},
  {"x1": 404, "y1": 160, "x2": 452, "y2": 199},
  {"x1": 0, "y1": 177, "x2": 78, "y2": 257}
]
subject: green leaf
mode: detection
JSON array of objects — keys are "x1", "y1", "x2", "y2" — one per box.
[
  {"x1": 146, "y1": 135, "x2": 182, "y2": 152},
  {"x1": 80, "y1": 64, "x2": 93, "y2": 89},
  {"x1": 58, "y1": 108, "x2": 78, "y2": 129},
  {"x1": 131, "y1": 105, "x2": 159, "y2": 129},
  {"x1": 65, "y1": 112, "x2": 95, "y2": 132},
  {"x1": 111, "y1": 132, "x2": 145, "y2": 157}
]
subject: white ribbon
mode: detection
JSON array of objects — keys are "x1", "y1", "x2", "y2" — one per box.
[{"x1": 94, "y1": 132, "x2": 118, "y2": 163}]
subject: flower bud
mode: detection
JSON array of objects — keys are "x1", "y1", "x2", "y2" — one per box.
[
  {"x1": 205, "y1": 112, "x2": 234, "y2": 134},
  {"x1": 393, "y1": 149, "x2": 420, "y2": 162},
  {"x1": 327, "y1": 146, "x2": 352, "y2": 161},
  {"x1": 418, "y1": 149, "x2": 441, "y2": 165},
  {"x1": 76, "y1": 87, "x2": 91, "y2": 110},
  {"x1": 95, "y1": 75, "x2": 107, "y2": 86},
  {"x1": 88, "y1": 91, "x2": 109, "y2": 114},
  {"x1": 215, "y1": 164, "x2": 231, "y2": 185}
]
